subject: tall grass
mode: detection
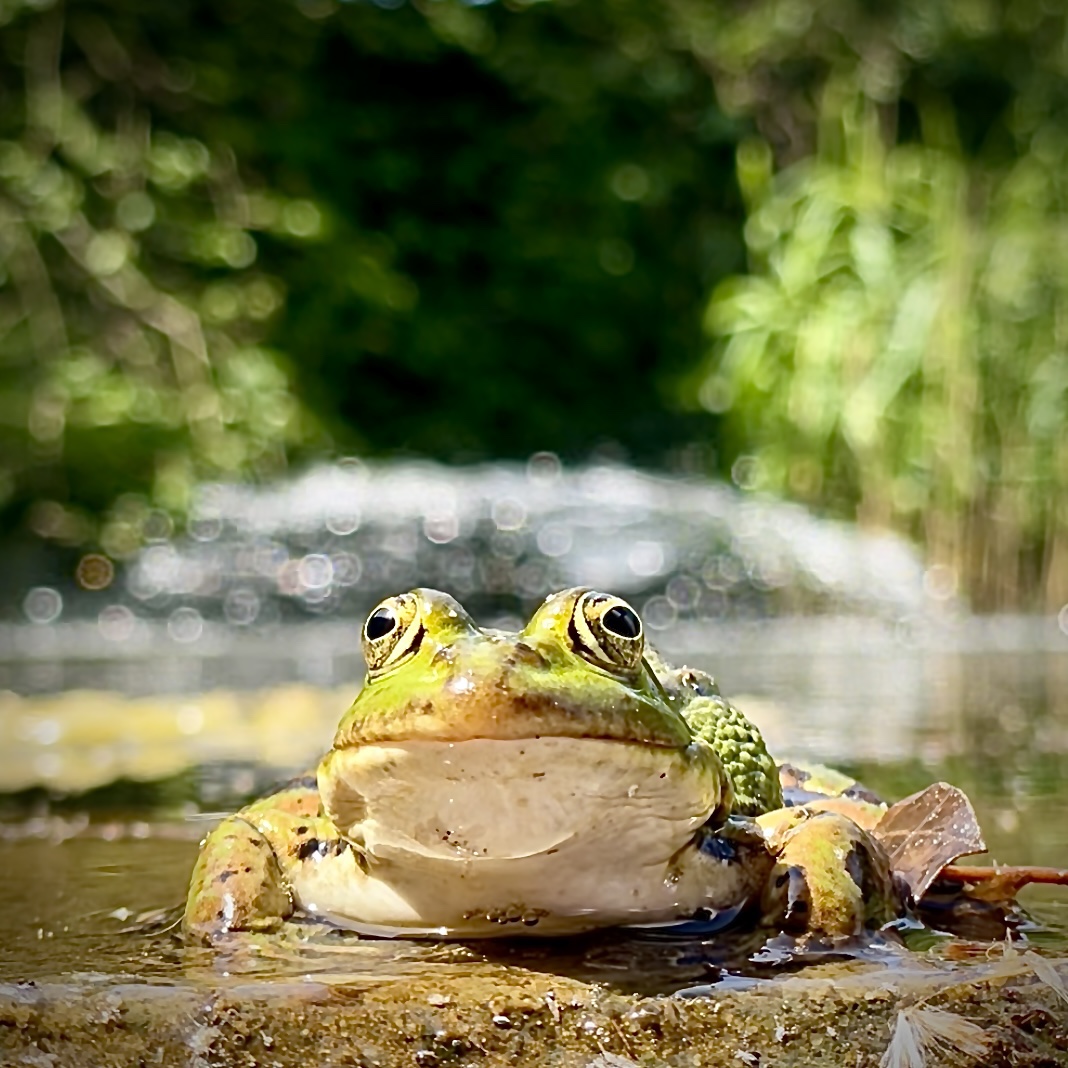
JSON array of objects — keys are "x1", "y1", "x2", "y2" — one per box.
[{"x1": 704, "y1": 85, "x2": 1068, "y2": 610}]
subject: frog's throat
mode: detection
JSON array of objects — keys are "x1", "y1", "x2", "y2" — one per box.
[{"x1": 318, "y1": 736, "x2": 727, "y2": 865}]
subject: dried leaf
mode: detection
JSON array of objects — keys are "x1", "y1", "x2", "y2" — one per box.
[
  {"x1": 880, "y1": 1008, "x2": 991, "y2": 1068},
  {"x1": 1023, "y1": 951, "x2": 1068, "y2": 1007},
  {"x1": 873, "y1": 783, "x2": 985, "y2": 901}
]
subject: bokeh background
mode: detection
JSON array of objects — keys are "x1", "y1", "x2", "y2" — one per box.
[{"x1": 3, "y1": 0, "x2": 1068, "y2": 613}]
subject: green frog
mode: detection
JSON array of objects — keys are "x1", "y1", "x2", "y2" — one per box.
[{"x1": 183, "y1": 587, "x2": 897, "y2": 942}]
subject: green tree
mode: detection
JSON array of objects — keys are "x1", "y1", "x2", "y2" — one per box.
[
  {"x1": 0, "y1": 0, "x2": 330, "y2": 556},
  {"x1": 0, "y1": 0, "x2": 749, "y2": 565}
]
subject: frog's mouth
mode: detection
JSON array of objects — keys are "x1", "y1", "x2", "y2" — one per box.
[{"x1": 319, "y1": 736, "x2": 725, "y2": 865}]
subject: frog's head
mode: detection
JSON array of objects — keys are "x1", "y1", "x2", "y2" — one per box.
[
  {"x1": 333, "y1": 586, "x2": 694, "y2": 748},
  {"x1": 319, "y1": 588, "x2": 730, "y2": 875}
]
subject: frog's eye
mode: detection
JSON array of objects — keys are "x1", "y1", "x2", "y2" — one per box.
[
  {"x1": 570, "y1": 591, "x2": 644, "y2": 672},
  {"x1": 362, "y1": 593, "x2": 423, "y2": 675}
]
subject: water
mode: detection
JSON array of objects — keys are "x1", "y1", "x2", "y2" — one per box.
[
  {"x1": 3, "y1": 618, "x2": 1067, "y2": 1002},
  {"x1": 3, "y1": 829, "x2": 1065, "y2": 998},
  {"x1": 3, "y1": 618, "x2": 1068, "y2": 869},
  {"x1": 2, "y1": 460, "x2": 1068, "y2": 1034}
]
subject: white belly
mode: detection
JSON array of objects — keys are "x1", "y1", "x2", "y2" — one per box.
[{"x1": 297, "y1": 737, "x2": 727, "y2": 936}]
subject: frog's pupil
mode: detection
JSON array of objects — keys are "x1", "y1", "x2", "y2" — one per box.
[
  {"x1": 366, "y1": 607, "x2": 397, "y2": 640},
  {"x1": 603, "y1": 605, "x2": 640, "y2": 639}
]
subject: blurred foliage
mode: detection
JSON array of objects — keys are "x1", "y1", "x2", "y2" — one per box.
[
  {"x1": 0, "y1": 0, "x2": 327, "y2": 549},
  {"x1": 0, "y1": 0, "x2": 745, "y2": 559},
  {"x1": 692, "y1": 0, "x2": 1068, "y2": 609},
  {"x1": 3, "y1": 0, "x2": 1068, "y2": 607},
  {"x1": 230, "y1": 0, "x2": 745, "y2": 463}
]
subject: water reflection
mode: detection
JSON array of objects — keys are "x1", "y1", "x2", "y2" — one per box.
[
  {"x1": 1, "y1": 835, "x2": 1062, "y2": 1000},
  {"x1": 2, "y1": 627, "x2": 1067, "y2": 874}
]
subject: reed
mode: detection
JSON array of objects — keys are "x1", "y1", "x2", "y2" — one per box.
[{"x1": 705, "y1": 85, "x2": 1068, "y2": 610}]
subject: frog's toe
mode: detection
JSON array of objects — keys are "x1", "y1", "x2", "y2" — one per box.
[
  {"x1": 758, "y1": 809, "x2": 902, "y2": 939},
  {"x1": 183, "y1": 815, "x2": 293, "y2": 943}
]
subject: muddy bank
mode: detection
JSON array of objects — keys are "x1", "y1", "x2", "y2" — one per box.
[{"x1": 4, "y1": 952, "x2": 1068, "y2": 1068}]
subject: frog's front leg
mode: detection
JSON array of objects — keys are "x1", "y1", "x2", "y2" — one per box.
[
  {"x1": 756, "y1": 808, "x2": 903, "y2": 938},
  {"x1": 183, "y1": 773, "x2": 327, "y2": 943},
  {"x1": 183, "y1": 813, "x2": 294, "y2": 942}
]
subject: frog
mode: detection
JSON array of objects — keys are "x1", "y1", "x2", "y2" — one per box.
[{"x1": 183, "y1": 587, "x2": 900, "y2": 943}]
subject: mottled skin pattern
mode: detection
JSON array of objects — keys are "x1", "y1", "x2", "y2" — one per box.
[
  {"x1": 650, "y1": 653, "x2": 899, "y2": 936},
  {"x1": 184, "y1": 587, "x2": 902, "y2": 943},
  {"x1": 183, "y1": 774, "x2": 319, "y2": 935},
  {"x1": 757, "y1": 808, "x2": 899, "y2": 935}
]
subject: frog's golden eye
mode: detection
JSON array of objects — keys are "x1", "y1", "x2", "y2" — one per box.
[
  {"x1": 362, "y1": 593, "x2": 423, "y2": 675},
  {"x1": 570, "y1": 590, "x2": 644, "y2": 672}
]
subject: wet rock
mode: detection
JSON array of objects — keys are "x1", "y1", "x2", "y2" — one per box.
[{"x1": 3, "y1": 956, "x2": 1068, "y2": 1067}]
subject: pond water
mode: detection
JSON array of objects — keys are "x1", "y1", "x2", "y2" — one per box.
[
  {"x1": 3, "y1": 461, "x2": 1068, "y2": 1040},
  {"x1": 3, "y1": 617, "x2": 1068, "y2": 1004}
]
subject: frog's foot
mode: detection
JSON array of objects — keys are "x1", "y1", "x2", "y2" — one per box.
[
  {"x1": 756, "y1": 808, "x2": 903, "y2": 939},
  {"x1": 687, "y1": 815, "x2": 777, "y2": 916},
  {"x1": 183, "y1": 815, "x2": 294, "y2": 943}
]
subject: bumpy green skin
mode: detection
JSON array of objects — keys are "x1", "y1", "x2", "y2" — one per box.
[
  {"x1": 646, "y1": 650, "x2": 783, "y2": 816},
  {"x1": 684, "y1": 696, "x2": 783, "y2": 816},
  {"x1": 646, "y1": 653, "x2": 906, "y2": 939}
]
